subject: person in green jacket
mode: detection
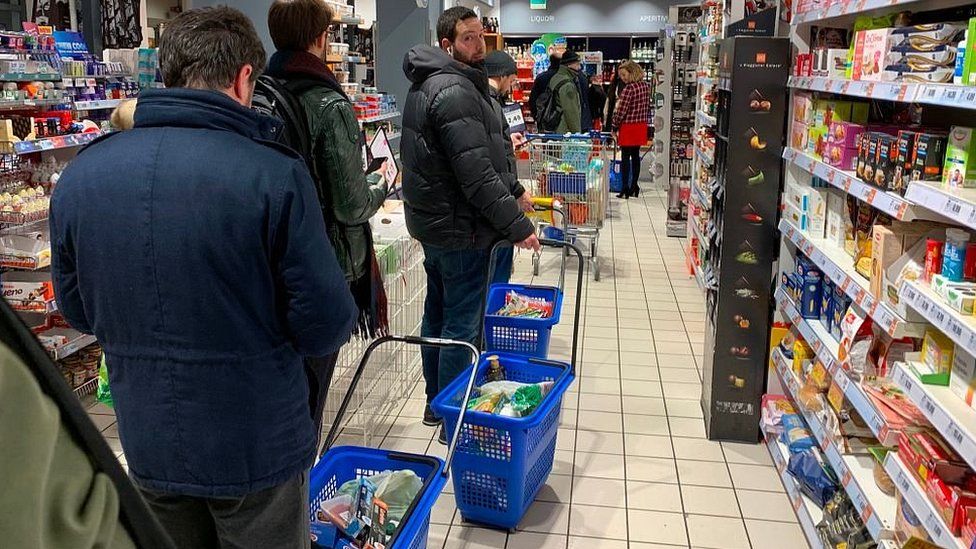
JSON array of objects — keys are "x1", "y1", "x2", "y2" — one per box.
[
  {"x1": 267, "y1": 0, "x2": 390, "y2": 447},
  {"x1": 547, "y1": 50, "x2": 583, "y2": 134}
]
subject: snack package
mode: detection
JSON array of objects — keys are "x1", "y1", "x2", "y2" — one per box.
[
  {"x1": 788, "y1": 448, "x2": 838, "y2": 507},
  {"x1": 495, "y1": 290, "x2": 554, "y2": 318},
  {"x1": 467, "y1": 392, "x2": 503, "y2": 413},
  {"x1": 781, "y1": 413, "x2": 816, "y2": 453}
]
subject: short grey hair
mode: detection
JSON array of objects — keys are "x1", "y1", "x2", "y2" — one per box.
[{"x1": 158, "y1": 6, "x2": 266, "y2": 90}]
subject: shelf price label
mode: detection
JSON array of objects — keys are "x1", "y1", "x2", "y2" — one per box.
[
  {"x1": 946, "y1": 420, "x2": 965, "y2": 448},
  {"x1": 944, "y1": 87, "x2": 961, "y2": 104},
  {"x1": 924, "y1": 513, "x2": 945, "y2": 542},
  {"x1": 921, "y1": 85, "x2": 940, "y2": 101},
  {"x1": 921, "y1": 395, "x2": 937, "y2": 416},
  {"x1": 945, "y1": 197, "x2": 963, "y2": 216},
  {"x1": 962, "y1": 88, "x2": 976, "y2": 106},
  {"x1": 896, "y1": 470, "x2": 911, "y2": 494}
]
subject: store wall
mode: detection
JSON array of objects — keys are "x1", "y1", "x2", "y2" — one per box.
[
  {"x1": 375, "y1": 0, "x2": 431, "y2": 115},
  {"x1": 186, "y1": 0, "x2": 275, "y2": 51},
  {"x1": 499, "y1": 0, "x2": 679, "y2": 35}
]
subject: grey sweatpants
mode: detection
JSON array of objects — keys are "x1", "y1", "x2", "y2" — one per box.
[{"x1": 139, "y1": 472, "x2": 310, "y2": 549}]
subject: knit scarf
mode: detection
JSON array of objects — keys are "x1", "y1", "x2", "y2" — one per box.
[{"x1": 266, "y1": 50, "x2": 388, "y2": 338}]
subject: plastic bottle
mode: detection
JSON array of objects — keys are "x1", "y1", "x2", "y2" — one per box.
[
  {"x1": 955, "y1": 31, "x2": 967, "y2": 85},
  {"x1": 942, "y1": 228, "x2": 970, "y2": 282}
]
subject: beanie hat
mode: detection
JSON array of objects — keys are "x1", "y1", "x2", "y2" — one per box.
[
  {"x1": 561, "y1": 50, "x2": 580, "y2": 65},
  {"x1": 485, "y1": 50, "x2": 517, "y2": 78}
]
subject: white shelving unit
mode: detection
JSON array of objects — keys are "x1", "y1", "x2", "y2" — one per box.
[
  {"x1": 883, "y1": 452, "x2": 965, "y2": 548},
  {"x1": 771, "y1": 348, "x2": 898, "y2": 548},
  {"x1": 765, "y1": 434, "x2": 826, "y2": 549},
  {"x1": 900, "y1": 281, "x2": 976, "y2": 357}
]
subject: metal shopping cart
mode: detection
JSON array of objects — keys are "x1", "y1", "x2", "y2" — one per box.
[
  {"x1": 431, "y1": 241, "x2": 583, "y2": 530},
  {"x1": 523, "y1": 132, "x2": 614, "y2": 281},
  {"x1": 311, "y1": 336, "x2": 480, "y2": 549}
]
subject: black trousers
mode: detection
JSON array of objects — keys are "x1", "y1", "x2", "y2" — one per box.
[
  {"x1": 305, "y1": 352, "x2": 340, "y2": 451},
  {"x1": 139, "y1": 472, "x2": 310, "y2": 549},
  {"x1": 620, "y1": 146, "x2": 642, "y2": 197}
]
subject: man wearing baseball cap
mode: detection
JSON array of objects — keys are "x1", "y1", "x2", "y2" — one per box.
[{"x1": 546, "y1": 50, "x2": 583, "y2": 133}]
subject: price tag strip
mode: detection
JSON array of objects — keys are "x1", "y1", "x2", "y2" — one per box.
[
  {"x1": 782, "y1": 148, "x2": 914, "y2": 221},
  {"x1": 779, "y1": 217, "x2": 912, "y2": 339},
  {"x1": 774, "y1": 288, "x2": 899, "y2": 445},
  {"x1": 905, "y1": 181, "x2": 976, "y2": 232},
  {"x1": 892, "y1": 361, "x2": 976, "y2": 472},
  {"x1": 900, "y1": 281, "x2": 976, "y2": 357},
  {"x1": 882, "y1": 452, "x2": 962, "y2": 548}
]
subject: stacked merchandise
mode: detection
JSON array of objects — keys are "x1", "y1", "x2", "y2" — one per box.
[
  {"x1": 686, "y1": 0, "x2": 723, "y2": 290},
  {"x1": 771, "y1": 2, "x2": 976, "y2": 547},
  {"x1": 659, "y1": 8, "x2": 701, "y2": 238}
]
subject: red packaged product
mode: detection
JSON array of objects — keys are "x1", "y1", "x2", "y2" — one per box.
[
  {"x1": 926, "y1": 475, "x2": 976, "y2": 535},
  {"x1": 966, "y1": 242, "x2": 976, "y2": 281},
  {"x1": 925, "y1": 238, "x2": 945, "y2": 283},
  {"x1": 898, "y1": 430, "x2": 971, "y2": 485}
]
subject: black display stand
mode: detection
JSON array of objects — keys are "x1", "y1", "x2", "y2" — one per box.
[{"x1": 701, "y1": 37, "x2": 790, "y2": 443}]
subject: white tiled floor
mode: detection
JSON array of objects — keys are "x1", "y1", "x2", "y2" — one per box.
[{"x1": 86, "y1": 190, "x2": 810, "y2": 548}]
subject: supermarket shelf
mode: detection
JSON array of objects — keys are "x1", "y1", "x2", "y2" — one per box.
[
  {"x1": 387, "y1": 131, "x2": 402, "y2": 142},
  {"x1": 13, "y1": 131, "x2": 103, "y2": 155},
  {"x1": 765, "y1": 435, "x2": 826, "y2": 549},
  {"x1": 789, "y1": 76, "x2": 976, "y2": 111},
  {"x1": 905, "y1": 181, "x2": 976, "y2": 232},
  {"x1": 0, "y1": 98, "x2": 64, "y2": 111},
  {"x1": 689, "y1": 216, "x2": 709, "y2": 247},
  {"x1": 701, "y1": 34, "x2": 719, "y2": 46},
  {"x1": 359, "y1": 111, "x2": 401, "y2": 124},
  {"x1": 691, "y1": 181, "x2": 711, "y2": 210},
  {"x1": 900, "y1": 280, "x2": 976, "y2": 358},
  {"x1": 779, "y1": 218, "x2": 924, "y2": 339},
  {"x1": 771, "y1": 348, "x2": 898, "y2": 547},
  {"x1": 345, "y1": 56, "x2": 366, "y2": 64},
  {"x1": 74, "y1": 99, "x2": 122, "y2": 111},
  {"x1": 333, "y1": 15, "x2": 364, "y2": 25},
  {"x1": 782, "y1": 148, "x2": 926, "y2": 221},
  {"x1": 51, "y1": 333, "x2": 97, "y2": 361},
  {"x1": 774, "y1": 288, "x2": 899, "y2": 445},
  {"x1": 892, "y1": 361, "x2": 976, "y2": 472},
  {"x1": 792, "y1": 0, "x2": 926, "y2": 25},
  {"x1": 0, "y1": 73, "x2": 60, "y2": 82},
  {"x1": 698, "y1": 76, "x2": 716, "y2": 87},
  {"x1": 883, "y1": 452, "x2": 965, "y2": 548},
  {"x1": 73, "y1": 376, "x2": 98, "y2": 397},
  {"x1": 696, "y1": 109, "x2": 716, "y2": 127}
]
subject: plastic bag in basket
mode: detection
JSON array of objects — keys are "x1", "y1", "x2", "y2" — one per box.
[{"x1": 494, "y1": 290, "x2": 553, "y2": 318}]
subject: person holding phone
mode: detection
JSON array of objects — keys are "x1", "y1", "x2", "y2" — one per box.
[{"x1": 266, "y1": 0, "x2": 390, "y2": 448}]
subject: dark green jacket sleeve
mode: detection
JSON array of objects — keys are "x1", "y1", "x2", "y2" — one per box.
[
  {"x1": 554, "y1": 69, "x2": 582, "y2": 134},
  {"x1": 311, "y1": 96, "x2": 387, "y2": 225}
]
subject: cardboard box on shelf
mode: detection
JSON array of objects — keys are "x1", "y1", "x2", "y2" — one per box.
[
  {"x1": 944, "y1": 126, "x2": 976, "y2": 189},
  {"x1": 853, "y1": 28, "x2": 894, "y2": 81},
  {"x1": 912, "y1": 132, "x2": 948, "y2": 182},
  {"x1": 950, "y1": 346, "x2": 976, "y2": 408}
]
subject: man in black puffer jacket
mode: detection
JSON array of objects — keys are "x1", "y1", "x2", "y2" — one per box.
[{"x1": 402, "y1": 6, "x2": 540, "y2": 442}]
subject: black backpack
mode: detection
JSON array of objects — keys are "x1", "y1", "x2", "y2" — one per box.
[
  {"x1": 535, "y1": 78, "x2": 573, "y2": 132},
  {"x1": 252, "y1": 75, "x2": 324, "y2": 191}
]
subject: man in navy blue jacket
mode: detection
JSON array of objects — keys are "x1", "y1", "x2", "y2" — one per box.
[{"x1": 49, "y1": 7, "x2": 357, "y2": 548}]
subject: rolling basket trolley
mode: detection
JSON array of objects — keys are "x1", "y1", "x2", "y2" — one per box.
[
  {"x1": 311, "y1": 335, "x2": 480, "y2": 549},
  {"x1": 482, "y1": 238, "x2": 571, "y2": 358},
  {"x1": 430, "y1": 240, "x2": 584, "y2": 531},
  {"x1": 523, "y1": 131, "x2": 614, "y2": 281}
]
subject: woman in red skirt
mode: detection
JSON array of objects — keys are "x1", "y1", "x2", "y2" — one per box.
[{"x1": 612, "y1": 61, "x2": 651, "y2": 199}]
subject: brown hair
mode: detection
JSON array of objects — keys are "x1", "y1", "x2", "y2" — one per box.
[
  {"x1": 619, "y1": 61, "x2": 645, "y2": 84},
  {"x1": 159, "y1": 7, "x2": 266, "y2": 89},
  {"x1": 268, "y1": 0, "x2": 335, "y2": 51}
]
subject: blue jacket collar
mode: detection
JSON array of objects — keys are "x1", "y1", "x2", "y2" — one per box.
[{"x1": 134, "y1": 88, "x2": 281, "y2": 141}]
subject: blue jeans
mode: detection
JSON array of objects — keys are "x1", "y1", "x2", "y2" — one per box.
[{"x1": 421, "y1": 244, "x2": 513, "y2": 403}]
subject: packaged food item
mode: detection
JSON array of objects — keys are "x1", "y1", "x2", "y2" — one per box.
[
  {"x1": 926, "y1": 474, "x2": 976, "y2": 535},
  {"x1": 825, "y1": 189, "x2": 847, "y2": 249},
  {"x1": 942, "y1": 228, "x2": 971, "y2": 281},
  {"x1": 945, "y1": 126, "x2": 976, "y2": 189},
  {"x1": 787, "y1": 448, "x2": 838, "y2": 507},
  {"x1": 853, "y1": 28, "x2": 894, "y2": 81},
  {"x1": 873, "y1": 133, "x2": 898, "y2": 190},
  {"x1": 820, "y1": 278, "x2": 835, "y2": 333},
  {"x1": 494, "y1": 290, "x2": 554, "y2": 318},
  {"x1": 911, "y1": 132, "x2": 948, "y2": 182},
  {"x1": 950, "y1": 346, "x2": 976, "y2": 408},
  {"x1": 895, "y1": 492, "x2": 929, "y2": 545},
  {"x1": 925, "y1": 237, "x2": 945, "y2": 283},
  {"x1": 467, "y1": 392, "x2": 503, "y2": 413},
  {"x1": 781, "y1": 413, "x2": 816, "y2": 453},
  {"x1": 915, "y1": 328, "x2": 955, "y2": 385},
  {"x1": 369, "y1": 499, "x2": 390, "y2": 547},
  {"x1": 898, "y1": 430, "x2": 970, "y2": 485},
  {"x1": 947, "y1": 287, "x2": 976, "y2": 314},
  {"x1": 485, "y1": 355, "x2": 506, "y2": 382}
]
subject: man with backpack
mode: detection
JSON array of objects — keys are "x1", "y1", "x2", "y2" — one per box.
[
  {"x1": 543, "y1": 50, "x2": 583, "y2": 134},
  {"x1": 262, "y1": 0, "x2": 390, "y2": 448},
  {"x1": 49, "y1": 7, "x2": 357, "y2": 546}
]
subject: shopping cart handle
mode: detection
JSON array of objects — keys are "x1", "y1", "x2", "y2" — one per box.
[
  {"x1": 320, "y1": 334, "x2": 480, "y2": 479},
  {"x1": 524, "y1": 130, "x2": 612, "y2": 141}
]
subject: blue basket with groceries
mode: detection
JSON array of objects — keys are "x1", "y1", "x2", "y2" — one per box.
[
  {"x1": 309, "y1": 336, "x2": 481, "y2": 549},
  {"x1": 433, "y1": 241, "x2": 583, "y2": 530}
]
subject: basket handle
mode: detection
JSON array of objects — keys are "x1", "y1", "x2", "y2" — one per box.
[{"x1": 320, "y1": 335, "x2": 480, "y2": 478}]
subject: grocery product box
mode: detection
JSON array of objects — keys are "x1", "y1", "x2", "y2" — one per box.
[
  {"x1": 873, "y1": 134, "x2": 899, "y2": 191},
  {"x1": 898, "y1": 429, "x2": 970, "y2": 485},
  {"x1": 790, "y1": 121, "x2": 809, "y2": 151},
  {"x1": 808, "y1": 125, "x2": 827, "y2": 159},
  {"x1": 793, "y1": 92, "x2": 814, "y2": 124},
  {"x1": 883, "y1": 66, "x2": 954, "y2": 83},
  {"x1": 784, "y1": 202, "x2": 810, "y2": 232},
  {"x1": 827, "y1": 120, "x2": 865, "y2": 149},
  {"x1": 887, "y1": 45, "x2": 958, "y2": 65},
  {"x1": 819, "y1": 277, "x2": 834, "y2": 332},
  {"x1": 927, "y1": 473, "x2": 976, "y2": 535},
  {"x1": 919, "y1": 327, "x2": 955, "y2": 385},
  {"x1": 813, "y1": 99, "x2": 869, "y2": 127},
  {"x1": 871, "y1": 223, "x2": 936, "y2": 307},
  {"x1": 1, "y1": 271, "x2": 53, "y2": 312},
  {"x1": 825, "y1": 188, "x2": 847, "y2": 249},
  {"x1": 825, "y1": 48, "x2": 850, "y2": 78},
  {"x1": 945, "y1": 126, "x2": 976, "y2": 189},
  {"x1": 912, "y1": 132, "x2": 948, "y2": 182},
  {"x1": 853, "y1": 28, "x2": 894, "y2": 81},
  {"x1": 824, "y1": 142, "x2": 858, "y2": 170},
  {"x1": 951, "y1": 346, "x2": 976, "y2": 409},
  {"x1": 966, "y1": 18, "x2": 976, "y2": 86},
  {"x1": 893, "y1": 130, "x2": 917, "y2": 195},
  {"x1": 891, "y1": 23, "x2": 964, "y2": 50}
]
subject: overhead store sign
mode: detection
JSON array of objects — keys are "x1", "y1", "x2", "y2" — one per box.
[
  {"x1": 502, "y1": 0, "x2": 672, "y2": 34},
  {"x1": 530, "y1": 0, "x2": 547, "y2": 9},
  {"x1": 53, "y1": 31, "x2": 90, "y2": 59}
]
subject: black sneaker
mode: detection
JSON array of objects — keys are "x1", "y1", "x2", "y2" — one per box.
[
  {"x1": 438, "y1": 424, "x2": 448, "y2": 445},
  {"x1": 423, "y1": 404, "x2": 441, "y2": 426}
]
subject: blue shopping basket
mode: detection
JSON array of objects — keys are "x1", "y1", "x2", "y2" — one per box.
[
  {"x1": 312, "y1": 336, "x2": 481, "y2": 549},
  {"x1": 483, "y1": 239, "x2": 578, "y2": 359},
  {"x1": 433, "y1": 242, "x2": 583, "y2": 530}
]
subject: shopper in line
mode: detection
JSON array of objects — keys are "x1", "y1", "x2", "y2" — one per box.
[
  {"x1": 605, "y1": 70, "x2": 625, "y2": 131},
  {"x1": 576, "y1": 64, "x2": 594, "y2": 132},
  {"x1": 50, "y1": 7, "x2": 357, "y2": 548},
  {"x1": 613, "y1": 60, "x2": 652, "y2": 199},
  {"x1": 547, "y1": 50, "x2": 583, "y2": 134},
  {"x1": 402, "y1": 6, "x2": 540, "y2": 443},
  {"x1": 265, "y1": 0, "x2": 389, "y2": 450},
  {"x1": 588, "y1": 75, "x2": 607, "y2": 130},
  {"x1": 528, "y1": 52, "x2": 560, "y2": 122}
]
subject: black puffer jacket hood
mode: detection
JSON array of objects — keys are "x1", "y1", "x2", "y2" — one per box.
[{"x1": 400, "y1": 45, "x2": 533, "y2": 249}]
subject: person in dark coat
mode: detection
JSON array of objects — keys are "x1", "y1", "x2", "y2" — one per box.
[
  {"x1": 401, "y1": 7, "x2": 539, "y2": 442},
  {"x1": 588, "y1": 75, "x2": 607, "y2": 130},
  {"x1": 528, "y1": 53, "x2": 560, "y2": 121},
  {"x1": 49, "y1": 7, "x2": 357, "y2": 547}
]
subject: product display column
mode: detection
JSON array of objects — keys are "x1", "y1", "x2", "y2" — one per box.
[{"x1": 700, "y1": 37, "x2": 789, "y2": 442}]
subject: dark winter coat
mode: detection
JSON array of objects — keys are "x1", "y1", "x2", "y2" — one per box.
[
  {"x1": 401, "y1": 46, "x2": 533, "y2": 249},
  {"x1": 488, "y1": 86, "x2": 523, "y2": 192},
  {"x1": 49, "y1": 88, "x2": 358, "y2": 498}
]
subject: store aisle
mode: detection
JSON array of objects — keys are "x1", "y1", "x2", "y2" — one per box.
[{"x1": 85, "y1": 191, "x2": 809, "y2": 549}]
